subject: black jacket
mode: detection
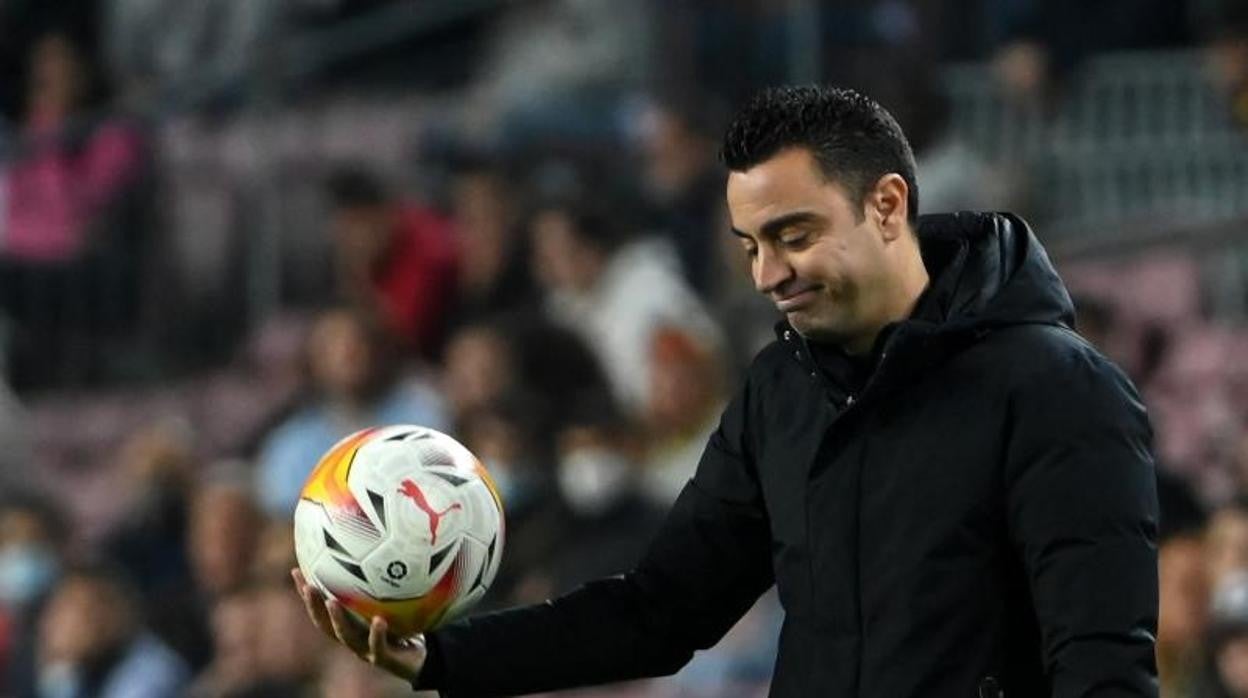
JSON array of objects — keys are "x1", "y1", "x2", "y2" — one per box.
[{"x1": 419, "y1": 212, "x2": 1160, "y2": 697}]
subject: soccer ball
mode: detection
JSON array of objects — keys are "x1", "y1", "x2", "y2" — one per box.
[{"x1": 293, "y1": 425, "x2": 504, "y2": 636}]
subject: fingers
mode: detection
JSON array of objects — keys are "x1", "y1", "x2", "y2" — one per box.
[
  {"x1": 369, "y1": 616, "x2": 428, "y2": 682},
  {"x1": 368, "y1": 616, "x2": 387, "y2": 663},
  {"x1": 290, "y1": 568, "x2": 425, "y2": 681},
  {"x1": 291, "y1": 568, "x2": 336, "y2": 641},
  {"x1": 326, "y1": 597, "x2": 370, "y2": 654}
]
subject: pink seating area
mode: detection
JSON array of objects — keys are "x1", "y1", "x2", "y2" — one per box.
[
  {"x1": 1063, "y1": 251, "x2": 1248, "y2": 504},
  {"x1": 25, "y1": 313, "x2": 311, "y2": 543}
]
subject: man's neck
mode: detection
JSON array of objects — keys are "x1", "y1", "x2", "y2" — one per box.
[{"x1": 844, "y1": 253, "x2": 931, "y2": 356}]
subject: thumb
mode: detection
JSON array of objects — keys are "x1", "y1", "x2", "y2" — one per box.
[{"x1": 368, "y1": 617, "x2": 427, "y2": 682}]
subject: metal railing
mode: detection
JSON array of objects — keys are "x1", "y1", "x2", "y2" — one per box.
[
  {"x1": 943, "y1": 50, "x2": 1248, "y2": 234},
  {"x1": 0, "y1": 1, "x2": 505, "y2": 392}
]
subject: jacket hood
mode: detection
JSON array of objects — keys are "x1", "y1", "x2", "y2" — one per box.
[
  {"x1": 916, "y1": 211, "x2": 1074, "y2": 333},
  {"x1": 772, "y1": 211, "x2": 1075, "y2": 399}
]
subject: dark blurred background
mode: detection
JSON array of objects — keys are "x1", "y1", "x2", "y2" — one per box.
[{"x1": 0, "y1": 1, "x2": 1246, "y2": 696}]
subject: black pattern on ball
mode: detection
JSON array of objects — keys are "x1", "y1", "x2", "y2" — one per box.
[{"x1": 387, "y1": 560, "x2": 408, "y2": 579}]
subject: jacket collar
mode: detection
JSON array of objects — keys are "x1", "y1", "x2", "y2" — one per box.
[{"x1": 770, "y1": 226, "x2": 987, "y2": 403}]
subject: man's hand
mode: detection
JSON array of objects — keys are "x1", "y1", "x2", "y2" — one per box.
[{"x1": 291, "y1": 568, "x2": 427, "y2": 683}]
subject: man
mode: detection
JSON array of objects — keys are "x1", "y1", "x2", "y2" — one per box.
[
  {"x1": 636, "y1": 92, "x2": 727, "y2": 293},
  {"x1": 37, "y1": 565, "x2": 190, "y2": 698},
  {"x1": 326, "y1": 167, "x2": 459, "y2": 359},
  {"x1": 527, "y1": 197, "x2": 723, "y2": 417},
  {"x1": 294, "y1": 85, "x2": 1160, "y2": 696}
]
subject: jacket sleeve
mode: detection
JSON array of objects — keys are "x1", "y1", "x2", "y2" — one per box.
[
  {"x1": 416, "y1": 377, "x2": 775, "y2": 697},
  {"x1": 1004, "y1": 341, "x2": 1160, "y2": 697}
]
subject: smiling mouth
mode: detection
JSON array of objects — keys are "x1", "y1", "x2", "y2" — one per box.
[{"x1": 774, "y1": 287, "x2": 820, "y2": 312}]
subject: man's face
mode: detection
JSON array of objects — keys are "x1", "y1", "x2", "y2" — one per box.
[
  {"x1": 530, "y1": 210, "x2": 600, "y2": 293},
  {"x1": 308, "y1": 312, "x2": 373, "y2": 402},
  {"x1": 1220, "y1": 635, "x2": 1248, "y2": 697},
  {"x1": 443, "y1": 327, "x2": 512, "y2": 416},
  {"x1": 29, "y1": 34, "x2": 85, "y2": 117},
  {"x1": 727, "y1": 148, "x2": 896, "y2": 348},
  {"x1": 1209, "y1": 509, "x2": 1248, "y2": 588},
  {"x1": 453, "y1": 173, "x2": 508, "y2": 240},
  {"x1": 331, "y1": 205, "x2": 392, "y2": 270},
  {"x1": 189, "y1": 486, "x2": 258, "y2": 596},
  {"x1": 40, "y1": 576, "x2": 131, "y2": 665}
]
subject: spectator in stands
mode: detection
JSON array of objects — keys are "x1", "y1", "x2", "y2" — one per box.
[
  {"x1": 456, "y1": 394, "x2": 552, "y2": 521},
  {"x1": 1204, "y1": 573, "x2": 1248, "y2": 698},
  {"x1": 1209, "y1": 501, "x2": 1248, "y2": 592},
  {"x1": 327, "y1": 166, "x2": 459, "y2": 359},
  {"x1": 641, "y1": 326, "x2": 728, "y2": 507},
  {"x1": 456, "y1": 395, "x2": 565, "y2": 608},
  {"x1": 249, "y1": 582, "x2": 326, "y2": 695},
  {"x1": 540, "y1": 396, "x2": 664, "y2": 596},
  {"x1": 102, "y1": 419, "x2": 211, "y2": 671},
  {"x1": 442, "y1": 314, "x2": 611, "y2": 437},
  {"x1": 1197, "y1": 0, "x2": 1248, "y2": 131},
  {"x1": 0, "y1": 492, "x2": 68, "y2": 697},
  {"x1": 635, "y1": 93, "x2": 726, "y2": 294},
  {"x1": 256, "y1": 308, "x2": 447, "y2": 516},
  {"x1": 186, "y1": 586, "x2": 260, "y2": 698},
  {"x1": 528, "y1": 197, "x2": 723, "y2": 416},
  {"x1": 0, "y1": 30, "x2": 146, "y2": 389},
  {"x1": 986, "y1": 0, "x2": 1194, "y2": 101},
  {"x1": 103, "y1": 420, "x2": 196, "y2": 596},
  {"x1": 251, "y1": 518, "x2": 297, "y2": 588},
  {"x1": 1160, "y1": 527, "x2": 1211, "y2": 697},
  {"x1": 2, "y1": 30, "x2": 143, "y2": 264},
  {"x1": 441, "y1": 321, "x2": 517, "y2": 427},
  {"x1": 1159, "y1": 466, "x2": 1209, "y2": 542},
  {"x1": 188, "y1": 516, "x2": 303, "y2": 692},
  {"x1": 474, "y1": 391, "x2": 665, "y2": 615},
  {"x1": 444, "y1": 156, "x2": 536, "y2": 329},
  {"x1": 36, "y1": 565, "x2": 188, "y2": 698},
  {"x1": 509, "y1": 311, "x2": 617, "y2": 431},
  {"x1": 190, "y1": 580, "x2": 326, "y2": 698},
  {"x1": 189, "y1": 476, "x2": 261, "y2": 602}
]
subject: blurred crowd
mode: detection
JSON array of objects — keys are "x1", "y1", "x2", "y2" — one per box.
[
  {"x1": 0, "y1": 146, "x2": 780, "y2": 694},
  {"x1": 0, "y1": 0, "x2": 1246, "y2": 697}
]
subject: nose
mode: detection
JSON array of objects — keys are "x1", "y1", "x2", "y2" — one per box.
[{"x1": 753, "y1": 246, "x2": 793, "y2": 296}]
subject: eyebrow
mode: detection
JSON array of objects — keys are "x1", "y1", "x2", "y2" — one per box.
[{"x1": 731, "y1": 210, "x2": 824, "y2": 241}]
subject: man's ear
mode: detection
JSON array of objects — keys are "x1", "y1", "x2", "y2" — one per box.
[{"x1": 868, "y1": 173, "x2": 909, "y2": 242}]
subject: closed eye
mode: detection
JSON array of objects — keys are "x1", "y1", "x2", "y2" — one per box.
[{"x1": 779, "y1": 231, "x2": 811, "y2": 249}]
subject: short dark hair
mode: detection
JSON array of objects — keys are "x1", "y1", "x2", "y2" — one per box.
[
  {"x1": 720, "y1": 85, "x2": 919, "y2": 225},
  {"x1": 530, "y1": 197, "x2": 630, "y2": 255},
  {"x1": 326, "y1": 166, "x2": 388, "y2": 209},
  {"x1": 649, "y1": 89, "x2": 728, "y2": 142},
  {"x1": 0, "y1": 490, "x2": 70, "y2": 550}
]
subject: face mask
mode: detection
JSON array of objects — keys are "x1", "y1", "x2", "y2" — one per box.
[
  {"x1": 37, "y1": 661, "x2": 80, "y2": 698},
  {"x1": 0, "y1": 544, "x2": 59, "y2": 606},
  {"x1": 557, "y1": 448, "x2": 632, "y2": 516}
]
